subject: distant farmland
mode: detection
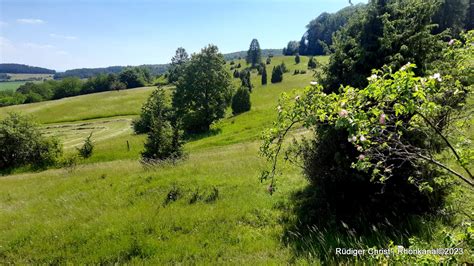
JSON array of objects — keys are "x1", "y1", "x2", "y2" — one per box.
[{"x1": 0, "y1": 73, "x2": 53, "y2": 91}]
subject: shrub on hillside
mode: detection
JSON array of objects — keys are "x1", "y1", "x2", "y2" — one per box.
[
  {"x1": 239, "y1": 69, "x2": 252, "y2": 92},
  {"x1": 262, "y1": 65, "x2": 267, "y2": 85},
  {"x1": 233, "y1": 69, "x2": 240, "y2": 78},
  {"x1": 133, "y1": 88, "x2": 171, "y2": 134},
  {"x1": 0, "y1": 113, "x2": 62, "y2": 171},
  {"x1": 271, "y1": 65, "x2": 283, "y2": 83},
  {"x1": 141, "y1": 89, "x2": 183, "y2": 161},
  {"x1": 307, "y1": 56, "x2": 317, "y2": 69},
  {"x1": 261, "y1": 34, "x2": 474, "y2": 230},
  {"x1": 266, "y1": 57, "x2": 271, "y2": 65},
  {"x1": 77, "y1": 133, "x2": 94, "y2": 159},
  {"x1": 231, "y1": 87, "x2": 251, "y2": 115},
  {"x1": 295, "y1": 54, "x2": 301, "y2": 64}
]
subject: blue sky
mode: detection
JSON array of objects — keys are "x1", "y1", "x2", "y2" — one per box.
[{"x1": 0, "y1": 0, "x2": 366, "y2": 71}]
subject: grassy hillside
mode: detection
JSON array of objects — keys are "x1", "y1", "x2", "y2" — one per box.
[
  {"x1": 0, "y1": 56, "x2": 326, "y2": 263},
  {"x1": 0, "y1": 81, "x2": 29, "y2": 92}
]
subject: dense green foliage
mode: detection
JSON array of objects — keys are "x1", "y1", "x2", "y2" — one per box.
[
  {"x1": 231, "y1": 87, "x2": 251, "y2": 115},
  {"x1": 262, "y1": 29, "x2": 473, "y2": 263},
  {"x1": 322, "y1": 0, "x2": 444, "y2": 91},
  {"x1": 173, "y1": 45, "x2": 233, "y2": 133},
  {"x1": 0, "y1": 63, "x2": 56, "y2": 74},
  {"x1": 283, "y1": 41, "x2": 299, "y2": 56},
  {"x1": 246, "y1": 39, "x2": 262, "y2": 67},
  {"x1": 119, "y1": 67, "x2": 151, "y2": 89},
  {"x1": 431, "y1": 0, "x2": 470, "y2": 35},
  {"x1": 0, "y1": 113, "x2": 62, "y2": 171},
  {"x1": 298, "y1": 4, "x2": 364, "y2": 55}
]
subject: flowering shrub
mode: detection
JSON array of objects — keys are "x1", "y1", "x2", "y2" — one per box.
[{"x1": 261, "y1": 31, "x2": 473, "y2": 191}]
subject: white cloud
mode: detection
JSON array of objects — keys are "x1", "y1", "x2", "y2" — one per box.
[
  {"x1": 23, "y1": 42, "x2": 55, "y2": 49},
  {"x1": 16, "y1": 18, "x2": 45, "y2": 24},
  {"x1": 49, "y1": 33, "x2": 78, "y2": 40}
]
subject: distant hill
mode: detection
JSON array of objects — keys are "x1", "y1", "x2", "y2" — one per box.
[
  {"x1": 223, "y1": 49, "x2": 282, "y2": 60},
  {"x1": 0, "y1": 63, "x2": 56, "y2": 74},
  {"x1": 3, "y1": 49, "x2": 283, "y2": 79},
  {"x1": 54, "y1": 64, "x2": 169, "y2": 79}
]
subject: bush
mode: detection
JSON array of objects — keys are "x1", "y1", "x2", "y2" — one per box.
[
  {"x1": 133, "y1": 88, "x2": 171, "y2": 134},
  {"x1": 0, "y1": 113, "x2": 62, "y2": 171},
  {"x1": 141, "y1": 89, "x2": 183, "y2": 161},
  {"x1": 271, "y1": 65, "x2": 283, "y2": 83},
  {"x1": 261, "y1": 41, "x2": 473, "y2": 228},
  {"x1": 77, "y1": 133, "x2": 94, "y2": 159},
  {"x1": 307, "y1": 56, "x2": 317, "y2": 69},
  {"x1": 294, "y1": 69, "x2": 300, "y2": 75},
  {"x1": 280, "y1": 62, "x2": 288, "y2": 73},
  {"x1": 119, "y1": 68, "x2": 147, "y2": 88},
  {"x1": 230, "y1": 61, "x2": 235, "y2": 65},
  {"x1": 231, "y1": 87, "x2": 251, "y2": 115},
  {"x1": 266, "y1": 57, "x2": 271, "y2": 65},
  {"x1": 295, "y1": 54, "x2": 301, "y2": 64},
  {"x1": 233, "y1": 69, "x2": 240, "y2": 78},
  {"x1": 262, "y1": 66, "x2": 267, "y2": 85},
  {"x1": 239, "y1": 69, "x2": 252, "y2": 92}
]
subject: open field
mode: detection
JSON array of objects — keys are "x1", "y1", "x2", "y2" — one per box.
[
  {"x1": 0, "y1": 56, "x2": 325, "y2": 263},
  {"x1": 6, "y1": 73, "x2": 54, "y2": 81},
  {"x1": 0, "y1": 81, "x2": 29, "y2": 92}
]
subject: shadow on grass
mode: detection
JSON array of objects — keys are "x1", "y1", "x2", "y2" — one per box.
[
  {"x1": 184, "y1": 128, "x2": 222, "y2": 142},
  {"x1": 278, "y1": 184, "x2": 450, "y2": 263}
]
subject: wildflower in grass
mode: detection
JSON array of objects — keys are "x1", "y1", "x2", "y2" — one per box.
[
  {"x1": 310, "y1": 81, "x2": 318, "y2": 85},
  {"x1": 448, "y1": 39, "x2": 455, "y2": 45},
  {"x1": 358, "y1": 154, "x2": 365, "y2": 161}
]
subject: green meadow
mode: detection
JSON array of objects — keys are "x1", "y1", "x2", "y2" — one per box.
[{"x1": 0, "y1": 56, "x2": 326, "y2": 263}]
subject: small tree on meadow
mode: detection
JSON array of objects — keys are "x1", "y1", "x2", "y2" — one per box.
[
  {"x1": 233, "y1": 69, "x2": 240, "y2": 78},
  {"x1": 295, "y1": 54, "x2": 301, "y2": 64},
  {"x1": 141, "y1": 89, "x2": 183, "y2": 161},
  {"x1": 271, "y1": 65, "x2": 283, "y2": 83},
  {"x1": 266, "y1": 57, "x2": 271, "y2": 65},
  {"x1": 77, "y1": 133, "x2": 94, "y2": 159},
  {"x1": 231, "y1": 87, "x2": 251, "y2": 115},
  {"x1": 307, "y1": 57, "x2": 317, "y2": 69},
  {"x1": 173, "y1": 44, "x2": 233, "y2": 133},
  {"x1": 240, "y1": 70, "x2": 252, "y2": 92},
  {"x1": 261, "y1": 66, "x2": 267, "y2": 85}
]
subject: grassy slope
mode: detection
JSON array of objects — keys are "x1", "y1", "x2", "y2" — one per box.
[
  {"x1": 0, "y1": 81, "x2": 28, "y2": 92},
  {"x1": 0, "y1": 56, "x2": 324, "y2": 263}
]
